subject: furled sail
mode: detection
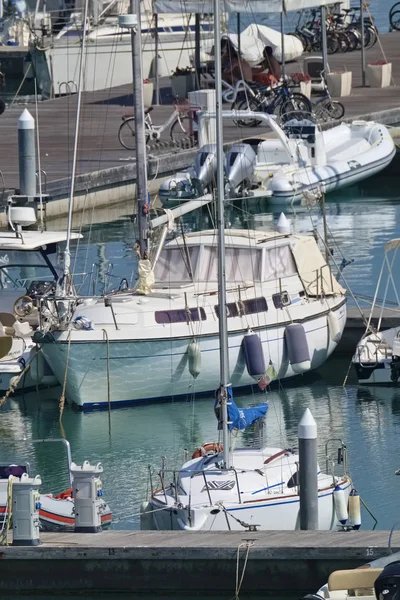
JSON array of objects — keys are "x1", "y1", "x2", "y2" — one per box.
[{"x1": 214, "y1": 386, "x2": 268, "y2": 431}]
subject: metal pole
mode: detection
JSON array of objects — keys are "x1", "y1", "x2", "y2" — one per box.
[
  {"x1": 237, "y1": 12, "x2": 241, "y2": 55},
  {"x1": 298, "y1": 408, "x2": 319, "y2": 530},
  {"x1": 18, "y1": 109, "x2": 36, "y2": 198},
  {"x1": 214, "y1": 0, "x2": 230, "y2": 470},
  {"x1": 321, "y1": 5, "x2": 329, "y2": 76},
  {"x1": 321, "y1": 192, "x2": 329, "y2": 263},
  {"x1": 280, "y1": 11, "x2": 286, "y2": 79},
  {"x1": 360, "y1": 0, "x2": 366, "y2": 87},
  {"x1": 154, "y1": 13, "x2": 160, "y2": 105},
  {"x1": 131, "y1": 0, "x2": 149, "y2": 257},
  {"x1": 195, "y1": 13, "x2": 201, "y2": 91},
  {"x1": 63, "y1": 0, "x2": 90, "y2": 284}
]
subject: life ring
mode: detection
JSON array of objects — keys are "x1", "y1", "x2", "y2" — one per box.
[{"x1": 192, "y1": 442, "x2": 223, "y2": 459}]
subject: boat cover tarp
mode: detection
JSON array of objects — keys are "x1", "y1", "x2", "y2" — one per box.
[
  {"x1": 291, "y1": 236, "x2": 346, "y2": 297},
  {"x1": 154, "y1": 0, "x2": 331, "y2": 14},
  {"x1": 214, "y1": 386, "x2": 268, "y2": 431},
  {"x1": 217, "y1": 24, "x2": 303, "y2": 63}
]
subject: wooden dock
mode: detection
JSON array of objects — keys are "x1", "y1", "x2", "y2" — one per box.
[
  {"x1": 0, "y1": 32, "x2": 399, "y2": 192},
  {"x1": 0, "y1": 529, "x2": 400, "y2": 593}
]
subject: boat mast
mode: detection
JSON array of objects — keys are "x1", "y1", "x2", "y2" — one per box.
[
  {"x1": 63, "y1": 0, "x2": 90, "y2": 292},
  {"x1": 131, "y1": 0, "x2": 149, "y2": 258},
  {"x1": 213, "y1": 0, "x2": 230, "y2": 470}
]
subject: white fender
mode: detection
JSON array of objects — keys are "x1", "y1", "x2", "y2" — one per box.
[
  {"x1": 187, "y1": 341, "x2": 201, "y2": 379},
  {"x1": 333, "y1": 486, "x2": 348, "y2": 525},
  {"x1": 328, "y1": 311, "x2": 342, "y2": 343},
  {"x1": 348, "y1": 489, "x2": 361, "y2": 530}
]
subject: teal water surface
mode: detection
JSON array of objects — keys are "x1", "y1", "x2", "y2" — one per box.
[{"x1": 1, "y1": 170, "x2": 400, "y2": 596}]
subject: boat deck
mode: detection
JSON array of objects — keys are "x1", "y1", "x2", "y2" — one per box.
[
  {"x1": 0, "y1": 529, "x2": 399, "y2": 593},
  {"x1": 0, "y1": 32, "x2": 399, "y2": 191}
]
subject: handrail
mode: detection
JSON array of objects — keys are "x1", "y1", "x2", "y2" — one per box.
[{"x1": 0, "y1": 437, "x2": 73, "y2": 487}]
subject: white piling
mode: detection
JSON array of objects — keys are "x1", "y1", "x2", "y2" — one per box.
[
  {"x1": 18, "y1": 109, "x2": 36, "y2": 198},
  {"x1": 298, "y1": 408, "x2": 319, "y2": 530}
]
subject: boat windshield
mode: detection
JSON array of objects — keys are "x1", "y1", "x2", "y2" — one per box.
[
  {"x1": 0, "y1": 249, "x2": 60, "y2": 290},
  {"x1": 154, "y1": 246, "x2": 200, "y2": 284}
]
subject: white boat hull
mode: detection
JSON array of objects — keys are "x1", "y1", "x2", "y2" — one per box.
[
  {"x1": 39, "y1": 301, "x2": 346, "y2": 407},
  {"x1": 151, "y1": 481, "x2": 352, "y2": 531}
]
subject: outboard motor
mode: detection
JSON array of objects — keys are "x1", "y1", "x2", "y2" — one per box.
[
  {"x1": 375, "y1": 562, "x2": 400, "y2": 600},
  {"x1": 225, "y1": 143, "x2": 256, "y2": 196},
  {"x1": 193, "y1": 144, "x2": 218, "y2": 189}
]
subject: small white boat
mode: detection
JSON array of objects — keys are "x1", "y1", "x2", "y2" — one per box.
[
  {"x1": 0, "y1": 229, "x2": 81, "y2": 393},
  {"x1": 159, "y1": 116, "x2": 395, "y2": 206},
  {"x1": 353, "y1": 239, "x2": 400, "y2": 385},
  {"x1": 148, "y1": 441, "x2": 355, "y2": 531}
]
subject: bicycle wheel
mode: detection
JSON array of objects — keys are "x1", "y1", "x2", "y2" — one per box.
[
  {"x1": 118, "y1": 118, "x2": 151, "y2": 150},
  {"x1": 170, "y1": 116, "x2": 196, "y2": 147},
  {"x1": 233, "y1": 97, "x2": 264, "y2": 127},
  {"x1": 279, "y1": 93, "x2": 312, "y2": 119},
  {"x1": 321, "y1": 100, "x2": 345, "y2": 120},
  {"x1": 327, "y1": 33, "x2": 339, "y2": 54},
  {"x1": 391, "y1": 9, "x2": 400, "y2": 28},
  {"x1": 337, "y1": 32, "x2": 350, "y2": 52}
]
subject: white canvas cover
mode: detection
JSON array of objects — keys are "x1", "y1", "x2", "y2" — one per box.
[
  {"x1": 200, "y1": 23, "x2": 303, "y2": 64},
  {"x1": 291, "y1": 236, "x2": 346, "y2": 297},
  {"x1": 154, "y1": 0, "x2": 330, "y2": 13}
]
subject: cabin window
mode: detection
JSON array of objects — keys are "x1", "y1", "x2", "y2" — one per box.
[
  {"x1": 242, "y1": 297, "x2": 268, "y2": 314},
  {"x1": 272, "y1": 291, "x2": 291, "y2": 309},
  {"x1": 214, "y1": 302, "x2": 239, "y2": 319},
  {"x1": 215, "y1": 297, "x2": 267, "y2": 319},
  {"x1": 154, "y1": 246, "x2": 199, "y2": 284},
  {"x1": 155, "y1": 307, "x2": 206, "y2": 324},
  {"x1": 263, "y1": 246, "x2": 297, "y2": 281},
  {"x1": 199, "y1": 246, "x2": 262, "y2": 282}
]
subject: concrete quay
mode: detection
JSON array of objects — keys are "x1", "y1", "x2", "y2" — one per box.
[{"x1": 0, "y1": 529, "x2": 399, "y2": 593}]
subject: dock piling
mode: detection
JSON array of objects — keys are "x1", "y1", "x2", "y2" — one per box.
[
  {"x1": 18, "y1": 109, "x2": 36, "y2": 198},
  {"x1": 298, "y1": 407, "x2": 319, "y2": 530}
]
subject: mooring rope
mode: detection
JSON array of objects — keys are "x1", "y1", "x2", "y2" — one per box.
[
  {"x1": 234, "y1": 540, "x2": 254, "y2": 600},
  {"x1": 59, "y1": 330, "x2": 72, "y2": 433}
]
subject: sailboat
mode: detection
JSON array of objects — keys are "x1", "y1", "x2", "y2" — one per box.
[
  {"x1": 32, "y1": 0, "x2": 347, "y2": 409},
  {"x1": 144, "y1": 0, "x2": 354, "y2": 532},
  {"x1": 352, "y1": 239, "x2": 400, "y2": 385}
]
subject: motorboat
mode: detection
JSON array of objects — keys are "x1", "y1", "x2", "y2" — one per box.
[
  {"x1": 159, "y1": 115, "x2": 396, "y2": 206},
  {"x1": 353, "y1": 239, "x2": 400, "y2": 385},
  {"x1": 0, "y1": 228, "x2": 81, "y2": 393},
  {"x1": 302, "y1": 553, "x2": 400, "y2": 600},
  {"x1": 0, "y1": 438, "x2": 112, "y2": 532},
  {"x1": 34, "y1": 220, "x2": 347, "y2": 408}
]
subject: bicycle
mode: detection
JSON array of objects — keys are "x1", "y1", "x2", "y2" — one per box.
[
  {"x1": 118, "y1": 102, "x2": 196, "y2": 151},
  {"x1": 231, "y1": 80, "x2": 312, "y2": 127},
  {"x1": 311, "y1": 72, "x2": 345, "y2": 121}
]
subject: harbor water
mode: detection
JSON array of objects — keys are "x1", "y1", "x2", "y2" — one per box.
[{"x1": 1, "y1": 170, "x2": 400, "y2": 597}]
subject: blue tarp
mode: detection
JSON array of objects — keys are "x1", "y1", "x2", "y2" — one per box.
[{"x1": 214, "y1": 386, "x2": 268, "y2": 431}]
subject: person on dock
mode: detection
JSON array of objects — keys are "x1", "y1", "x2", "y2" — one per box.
[
  {"x1": 221, "y1": 37, "x2": 253, "y2": 84},
  {"x1": 252, "y1": 46, "x2": 282, "y2": 86}
]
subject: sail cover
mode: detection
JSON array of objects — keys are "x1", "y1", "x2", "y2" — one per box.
[
  {"x1": 214, "y1": 386, "x2": 268, "y2": 431},
  {"x1": 154, "y1": 0, "x2": 331, "y2": 13}
]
